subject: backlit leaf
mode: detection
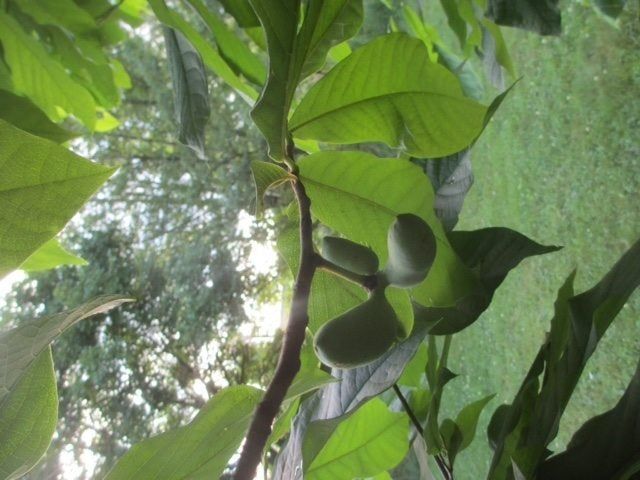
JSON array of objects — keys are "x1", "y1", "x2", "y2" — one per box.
[
  {"x1": 290, "y1": 34, "x2": 487, "y2": 158},
  {"x1": 0, "y1": 120, "x2": 116, "y2": 279}
]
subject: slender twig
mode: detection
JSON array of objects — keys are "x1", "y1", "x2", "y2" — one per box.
[
  {"x1": 234, "y1": 174, "x2": 317, "y2": 480},
  {"x1": 393, "y1": 383, "x2": 454, "y2": 480},
  {"x1": 393, "y1": 384, "x2": 423, "y2": 435}
]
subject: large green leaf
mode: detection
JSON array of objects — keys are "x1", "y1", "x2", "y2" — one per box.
[
  {"x1": 488, "y1": 238, "x2": 640, "y2": 479},
  {"x1": 302, "y1": 398, "x2": 409, "y2": 480},
  {"x1": 185, "y1": 0, "x2": 266, "y2": 85},
  {"x1": 0, "y1": 295, "x2": 131, "y2": 404},
  {"x1": 290, "y1": 33, "x2": 487, "y2": 158},
  {"x1": 163, "y1": 27, "x2": 211, "y2": 159},
  {"x1": 0, "y1": 12, "x2": 96, "y2": 127},
  {"x1": 538, "y1": 358, "x2": 640, "y2": 480},
  {"x1": 0, "y1": 348, "x2": 57, "y2": 480},
  {"x1": 104, "y1": 385, "x2": 263, "y2": 480},
  {"x1": 20, "y1": 238, "x2": 87, "y2": 272},
  {"x1": 298, "y1": 150, "x2": 478, "y2": 307},
  {"x1": 486, "y1": 0, "x2": 561, "y2": 36},
  {"x1": 0, "y1": 120, "x2": 116, "y2": 279},
  {"x1": 0, "y1": 89, "x2": 77, "y2": 143},
  {"x1": 415, "y1": 227, "x2": 560, "y2": 335},
  {"x1": 148, "y1": 0, "x2": 257, "y2": 102}
]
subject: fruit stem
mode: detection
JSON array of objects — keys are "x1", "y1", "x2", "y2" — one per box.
[{"x1": 316, "y1": 256, "x2": 379, "y2": 291}]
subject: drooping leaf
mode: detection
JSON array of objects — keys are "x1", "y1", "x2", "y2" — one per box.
[
  {"x1": 486, "y1": 0, "x2": 561, "y2": 36},
  {"x1": 481, "y1": 19, "x2": 516, "y2": 89},
  {"x1": 290, "y1": 34, "x2": 488, "y2": 158},
  {"x1": 163, "y1": 27, "x2": 210, "y2": 159},
  {"x1": 538, "y1": 358, "x2": 640, "y2": 480},
  {"x1": 149, "y1": 0, "x2": 258, "y2": 102},
  {"x1": 0, "y1": 348, "x2": 57, "y2": 480},
  {"x1": 250, "y1": 161, "x2": 290, "y2": 216},
  {"x1": 20, "y1": 238, "x2": 87, "y2": 272},
  {"x1": 415, "y1": 227, "x2": 560, "y2": 335},
  {"x1": 302, "y1": 398, "x2": 410, "y2": 480},
  {"x1": 0, "y1": 120, "x2": 116, "y2": 279},
  {"x1": 185, "y1": 0, "x2": 266, "y2": 85},
  {"x1": 0, "y1": 295, "x2": 131, "y2": 403},
  {"x1": 105, "y1": 386, "x2": 263, "y2": 480},
  {"x1": 488, "y1": 238, "x2": 640, "y2": 479},
  {"x1": 0, "y1": 89, "x2": 77, "y2": 143},
  {"x1": 298, "y1": 150, "x2": 479, "y2": 307},
  {"x1": 273, "y1": 322, "x2": 429, "y2": 478},
  {"x1": 0, "y1": 12, "x2": 96, "y2": 127},
  {"x1": 439, "y1": 0, "x2": 467, "y2": 47}
]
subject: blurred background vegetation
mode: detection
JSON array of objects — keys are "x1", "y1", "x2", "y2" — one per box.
[{"x1": 0, "y1": 1, "x2": 637, "y2": 478}]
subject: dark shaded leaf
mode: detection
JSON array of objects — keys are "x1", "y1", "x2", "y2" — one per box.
[
  {"x1": 488, "y1": 238, "x2": 640, "y2": 479},
  {"x1": 414, "y1": 228, "x2": 560, "y2": 335},
  {"x1": 423, "y1": 149, "x2": 473, "y2": 231},
  {"x1": 538, "y1": 358, "x2": 640, "y2": 480},
  {"x1": 594, "y1": 0, "x2": 627, "y2": 18},
  {"x1": 0, "y1": 89, "x2": 77, "y2": 143},
  {"x1": 486, "y1": 0, "x2": 561, "y2": 36},
  {"x1": 163, "y1": 27, "x2": 210, "y2": 159}
]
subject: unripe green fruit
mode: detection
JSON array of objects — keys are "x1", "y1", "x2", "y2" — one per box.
[
  {"x1": 313, "y1": 289, "x2": 398, "y2": 369},
  {"x1": 322, "y1": 236, "x2": 379, "y2": 276},
  {"x1": 385, "y1": 214, "x2": 436, "y2": 287}
]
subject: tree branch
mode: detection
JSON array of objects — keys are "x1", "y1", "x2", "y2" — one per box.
[{"x1": 234, "y1": 174, "x2": 317, "y2": 480}]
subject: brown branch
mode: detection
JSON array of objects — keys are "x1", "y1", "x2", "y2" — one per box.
[{"x1": 233, "y1": 175, "x2": 317, "y2": 480}]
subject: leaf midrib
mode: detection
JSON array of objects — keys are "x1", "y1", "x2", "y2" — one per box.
[{"x1": 291, "y1": 90, "x2": 481, "y2": 132}]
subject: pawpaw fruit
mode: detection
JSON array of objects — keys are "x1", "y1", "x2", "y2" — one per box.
[
  {"x1": 384, "y1": 214, "x2": 436, "y2": 288},
  {"x1": 313, "y1": 288, "x2": 398, "y2": 368},
  {"x1": 322, "y1": 236, "x2": 379, "y2": 276}
]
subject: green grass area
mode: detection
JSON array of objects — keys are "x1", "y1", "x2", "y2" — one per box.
[{"x1": 439, "y1": 4, "x2": 640, "y2": 478}]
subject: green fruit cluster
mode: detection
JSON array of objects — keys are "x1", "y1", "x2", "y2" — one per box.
[{"x1": 314, "y1": 214, "x2": 436, "y2": 369}]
